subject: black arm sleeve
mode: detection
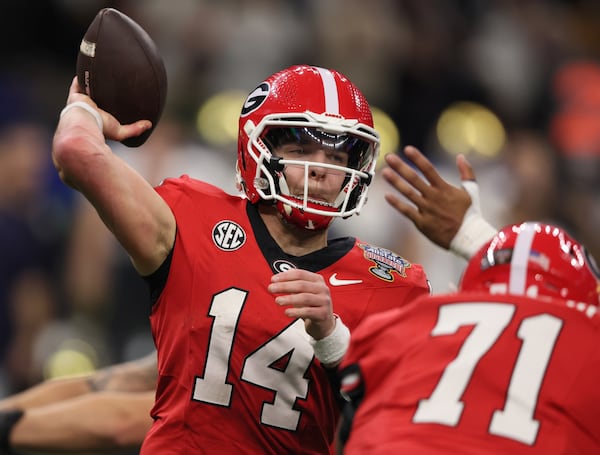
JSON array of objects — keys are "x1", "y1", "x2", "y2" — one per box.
[
  {"x1": 142, "y1": 243, "x2": 174, "y2": 306},
  {"x1": 0, "y1": 409, "x2": 24, "y2": 451}
]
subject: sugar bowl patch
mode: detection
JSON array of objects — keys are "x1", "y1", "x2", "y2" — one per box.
[{"x1": 359, "y1": 243, "x2": 411, "y2": 282}]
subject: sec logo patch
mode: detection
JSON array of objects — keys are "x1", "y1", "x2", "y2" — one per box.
[{"x1": 213, "y1": 220, "x2": 246, "y2": 251}]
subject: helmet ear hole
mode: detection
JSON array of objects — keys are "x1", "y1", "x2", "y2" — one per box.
[
  {"x1": 584, "y1": 247, "x2": 600, "y2": 279},
  {"x1": 541, "y1": 281, "x2": 560, "y2": 295}
]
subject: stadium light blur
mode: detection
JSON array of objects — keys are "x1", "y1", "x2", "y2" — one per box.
[
  {"x1": 196, "y1": 90, "x2": 247, "y2": 146},
  {"x1": 436, "y1": 101, "x2": 506, "y2": 158},
  {"x1": 44, "y1": 338, "x2": 98, "y2": 379},
  {"x1": 372, "y1": 106, "x2": 400, "y2": 169}
]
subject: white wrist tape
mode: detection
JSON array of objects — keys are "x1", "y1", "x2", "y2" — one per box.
[
  {"x1": 310, "y1": 315, "x2": 351, "y2": 367},
  {"x1": 449, "y1": 180, "x2": 497, "y2": 260},
  {"x1": 60, "y1": 101, "x2": 103, "y2": 131}
]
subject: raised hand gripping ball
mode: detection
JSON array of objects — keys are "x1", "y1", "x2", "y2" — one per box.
[{"x1": 76, "y1": 8, "x2": 167, "y2": 147}]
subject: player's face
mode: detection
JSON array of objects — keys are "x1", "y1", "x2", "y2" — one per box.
[{"x1": 274, "y1": 142, "x2": 349, "y2": 206}]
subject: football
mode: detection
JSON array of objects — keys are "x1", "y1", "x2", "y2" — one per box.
[{"x1": 76, "y1": 8, "x2": 167, "y2": 147}]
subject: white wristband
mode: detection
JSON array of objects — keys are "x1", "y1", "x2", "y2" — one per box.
[
  {"x1": 60, "y1": 101, "x2": 103, "y2": 131},
  {"x1": 310, "y1": 315, "x2": 351, "y2": 367},
  {"x1": 449, "y1": 180, "x2": 497, "y2": 260},
  {"x1": 450, "y1": 213, "x2": 497, "y2": 260}
]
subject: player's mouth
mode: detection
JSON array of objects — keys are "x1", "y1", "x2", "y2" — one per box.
[{"x1": 290, "y1": 194, "x2": 333, "y2": 207}]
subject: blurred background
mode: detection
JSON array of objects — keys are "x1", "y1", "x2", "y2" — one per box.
[{"x1": 1, "y1": 0, "x2": 599, "y2": 396}]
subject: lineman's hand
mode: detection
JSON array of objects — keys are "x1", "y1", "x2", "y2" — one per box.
[
  {"x1": 64, "y1": 76, "x2": 151, "y2": 143},
  {"x1": 269, "y1": 269, "x2": 335, "y2": 340},
  {"x1": 382, "y1": 145, "x2": 475, "y2": 250}
]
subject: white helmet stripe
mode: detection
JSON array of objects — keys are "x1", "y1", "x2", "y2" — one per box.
[
  {"x1": 509, "y1": 222, "x2": 537, "y2": 294},
  {"x1": 315, "y1": 67, "x2": 339, "y2": 114}
]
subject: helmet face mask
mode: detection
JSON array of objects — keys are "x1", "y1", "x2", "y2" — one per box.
[
  {"x1": 236, "y1": 66, "x2": 380, "y2": 231},
  {"x1": 460, "y1": 222, "x2": 600, "y2": 308}
]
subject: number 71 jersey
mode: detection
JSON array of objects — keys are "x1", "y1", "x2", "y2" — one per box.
[{"x1": 339, "y1": 292, "x2": 600, "y2": 454}]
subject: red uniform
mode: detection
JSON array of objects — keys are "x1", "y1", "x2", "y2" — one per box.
[
  {"x1": 140, "y1": 176, "x2": 430, "y2": 454},
  {"x1": 339, "y1": 292, "x2": 600, "y2": 454}
]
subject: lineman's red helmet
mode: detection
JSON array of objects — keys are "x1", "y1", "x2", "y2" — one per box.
[
  {"x1": 460, "y1": 222, "x2": 600, "y2": 307},
  {"x1": 236, "y1": 65, "x2": 380, "y2": 231}
]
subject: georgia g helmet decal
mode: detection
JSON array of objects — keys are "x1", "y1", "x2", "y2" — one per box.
[
  {"x1": 240, "y1": 82, "x2": 269, "y2": 117},
  {"x1": 236, "y1": 65, "x2": 380, "y2": 231}
]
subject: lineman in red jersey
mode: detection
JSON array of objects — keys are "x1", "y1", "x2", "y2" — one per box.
[
  {"x1": 338, "y1": 221, "x2": 600, "y2": 454},
  {"x1": 51, "y1": 65, "x2": 456, "y2": 453}
]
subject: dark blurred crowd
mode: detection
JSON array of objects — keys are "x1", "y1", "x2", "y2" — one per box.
[{"x1": 1, "y1": 0, "x2": 599, "y2": 395}]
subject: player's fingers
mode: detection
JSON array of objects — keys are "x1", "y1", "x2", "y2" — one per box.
[
  {"x1": 68, "y1": 76, "x2": 79, "y2": 96},
  {"x1": 66, "y1": 83, "x2": 92, "y2": 106},
  {"x1": 384, "y1": 151, "x2": 433, "y2": 197},
  {"x1": 456, "y1": 153, "x2": 476, "y2": 182},
  {"x1": 381, "y1": 159, "x2": 416, "y2": 196},
  {"x1": 284, "y1": 305, "x2": 329, "y2": 321},
  {"x1": 275, "y1": 291, "x2": 324, "y2": 306},
  {"x1": 384, "y1": 153, "x2": 419, "y2": 184},
  {"x1": 269, "y1": 278, "x2": 310, "y2": 296},
  {"x1": 381, "y1": 166, "x2": 428, "y2": 209},
  {"x1": 107, "y1": 120, "x2": 152, "y2": 142},
  {"x1": 384, "y1": 193, "x2": 422, "y2": 223},
  {"x1": 402, "y1": 146, "x2": 448, "y2": 189}
]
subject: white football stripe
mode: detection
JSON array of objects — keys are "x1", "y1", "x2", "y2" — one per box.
[
  {"x1": 509, "y1": 222, "x2": 536, "y2": 295},
  {"x1": 80, "y1": 39, "x2": 96, "y2": 58},
  {"x1": 315, "y1": 67, "x2": 339, "y2": 114}
]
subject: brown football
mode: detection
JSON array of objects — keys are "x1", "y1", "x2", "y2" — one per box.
[{"x1": 76, "y1": 8, "x2": 167, "y2": 147}]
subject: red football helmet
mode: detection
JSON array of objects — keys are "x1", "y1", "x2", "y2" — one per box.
[
  {"x1": 460, "y1": 222, "x2": 600, "y2": 307},
  {"x1": 236, "y1": 65, "x2": 380, "y2": 230}
]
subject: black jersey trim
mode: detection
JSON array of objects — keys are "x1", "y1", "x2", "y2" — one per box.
[
  {"x1": 246, "y1": 201, "x2": 355, "y2": 273},
  {"x1": 143, "y1": 240, "x2": 175, "y2": 307}
]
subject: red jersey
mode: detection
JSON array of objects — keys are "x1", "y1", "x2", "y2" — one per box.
[
  {"x1": 141, "y1": 176, "x2": 430, "y2": 454},
  {"x1": 339, "y1": 292, "x2": 600, "y2": 454}
]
